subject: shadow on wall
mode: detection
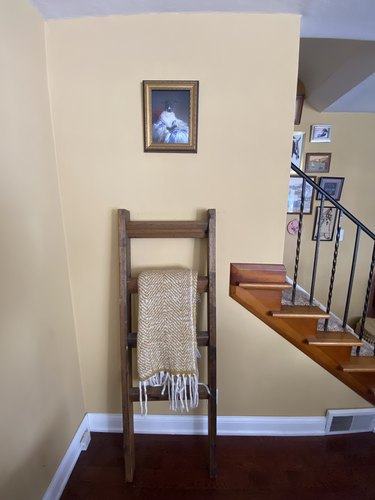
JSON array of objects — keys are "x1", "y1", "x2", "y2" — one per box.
[{"x1": 0, "y1": 405, "x2": 73, "y2": 500}]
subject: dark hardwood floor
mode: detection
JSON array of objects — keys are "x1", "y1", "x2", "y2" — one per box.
[{"x1": 62, "y1": 432, "x2": 375, "y2": 499}]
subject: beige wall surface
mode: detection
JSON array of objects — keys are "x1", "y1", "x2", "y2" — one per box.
[
  {"x1": 285, "y1": 103, "x2": 375, "y2": 326},
  {"x1": 0, "y1": 1, "x2": 85, "y2": 498},
  {"x1": 46, "y1": 12, "x2": 370, "y2": 419}
]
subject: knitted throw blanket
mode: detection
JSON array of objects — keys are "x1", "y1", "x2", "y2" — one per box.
[{"x1": 137, "y1": 269, "x2": 199, "y2": 414}]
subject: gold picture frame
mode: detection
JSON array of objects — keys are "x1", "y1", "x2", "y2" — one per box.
[{"x1": 143, "y1": 80, "x2": 199, "y2": 153}]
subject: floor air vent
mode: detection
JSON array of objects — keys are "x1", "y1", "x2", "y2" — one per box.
[{"x1": 326, "y1": 409, "x2": 375, "y2": 434}]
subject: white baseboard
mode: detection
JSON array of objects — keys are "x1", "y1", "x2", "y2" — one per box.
[
  {"x1": 88, "y1": 412, "x2": 326, "y2": 436},
  {"x1": 43, "y1": 415, "x2": 91, "y2": 500}
]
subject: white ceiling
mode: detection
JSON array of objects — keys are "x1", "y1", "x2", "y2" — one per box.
[{"x1": 30, "y1": 0, "x2": 375, "y2": 112}]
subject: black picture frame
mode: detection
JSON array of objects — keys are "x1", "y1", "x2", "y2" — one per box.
[
  {"x1": 312, "y1": 206, "x2": 338, "y2": 241},
  {"x1": 316, "y1": 177, "x2": 345, "y2": 201}
]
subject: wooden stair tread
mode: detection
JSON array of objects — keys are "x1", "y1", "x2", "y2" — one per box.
[
  {"x1": 340, "y1": 358, "x2": 375, "y2": 372},
  {"x1": 306, "y1": 332, "x2": 363, "y2": 347},
  {"x1": 271, "y1": 305, "x2": 330, "y2": 319},
  {"x1": 128, "y1": 331, "x2": 209, "y2": 348},
  {"x1": 238, "y1": 282, "x2": 292, "y2": 290}
]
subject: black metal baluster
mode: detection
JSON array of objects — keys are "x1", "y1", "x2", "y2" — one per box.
[
  {"x1": 310, "y1": 195, "x2": 326, "y2": 304},
  {"x1": 292, "y1": 178, "x2": 306, "y2": 304},
  {"x1": 343, "y1": 226, "x2": 361, "y2": 329},
  {"x1": 324, "y1": 210, "x2": 343, "y2": 331},
  {"x1": 289, "y1": 164, "x2": 375, "y2": 340},
  {"x1": 356, "y1": 241, "x2": 375, "y2": 355}
]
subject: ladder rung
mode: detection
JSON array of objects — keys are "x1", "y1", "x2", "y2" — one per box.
[
  {"x1": 271, "y1": 305, "x2": 330, "y2": 319},
  {"x1": 306, "y1": 332, "x2": 363, "y2": 347},
  {"x1": 128, "y1": 331, "x2": 209, "y2": 348},
  {"x1": 127, "y1": 276, "x2": 208, "y2": 294},
  {"x1": 127, "y1": 221, "x2": 208, "y2": 238},
  {"x1": 238, "y1": 282, "x2": 292, "y2": 290},
  {"x1": 129, "y1": 385, "x2": 210, "y2": 402}
]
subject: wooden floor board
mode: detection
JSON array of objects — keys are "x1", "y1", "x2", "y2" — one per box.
[{"x1": 61, "y1": 432, "x2": 375, "y2": 499}]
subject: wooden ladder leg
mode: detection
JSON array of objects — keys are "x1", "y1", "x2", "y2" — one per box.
[
  {"x1": 207, "y1": 208, "x2": 217, "y2": 479},
  {"x1": 119, "y1": 209, "x2": 135, "y2": 482},
  {"x1": 122, "y1": 346, "x2": 135, "y2": 482},
  {"x1": 208, "y1": 350, "x2": 217, "y2": 479}
]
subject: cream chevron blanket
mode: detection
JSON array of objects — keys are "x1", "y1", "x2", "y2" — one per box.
[{"x1": 137, "y1": 269, "x2": 199, "y2": 414}]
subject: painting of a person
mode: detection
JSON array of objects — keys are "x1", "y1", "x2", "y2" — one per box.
[{"x1": 152, "y1": 100, "x2": 189, "y2": 144}]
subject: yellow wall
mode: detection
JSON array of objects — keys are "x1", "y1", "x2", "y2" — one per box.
[
  {"x1": 285, "y1": 102, "x2": 375, "y2": 325},
  {"x1": 0, "y1": 1, "x2": 85, "y2": 498},
  {"x1": 46, "y1": 12, "x2": 370, "y2": 418}
]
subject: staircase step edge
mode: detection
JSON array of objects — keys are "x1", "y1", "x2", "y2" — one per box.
[
  {"x1": 238, "y1": 282, "x2": 292, "y2": 290},
  {"x1": 340, "y1": 358, "x2": 375, "y2": 372},
  {"x1": 306, "y1": 332, "x2": 363, "y2": 346},
  {"x1": 271, "y1": 305, "x2": 330, "y2": 319}
]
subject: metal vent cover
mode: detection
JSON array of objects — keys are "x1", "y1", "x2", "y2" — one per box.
[{"x1": 326, "y1": 409, "x2": 375, "y2": 434}]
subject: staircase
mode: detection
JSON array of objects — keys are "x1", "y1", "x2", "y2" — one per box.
[{"x1": 229, "y1": 263, "x2": 375, "y2": 406}]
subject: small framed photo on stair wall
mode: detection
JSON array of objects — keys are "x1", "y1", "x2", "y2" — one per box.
[
  {"x1": 287, "y1": 175, "x2": 316, "y2": 214},
  {"x1": 316, "y1": 177, "x2": 345, "y2": 201},
  {"x1": 312, "y1": 206, "x2": 338, "y2": 241},
  {"x1": 305, "y1": 153, "x2": 332, "y2": 174},
  {"x1": 291, "y1": 132, "x2": 305, "y2": 171},
  {"x1": 310, "y1": 124, "x2": 332, "y2": 143}
]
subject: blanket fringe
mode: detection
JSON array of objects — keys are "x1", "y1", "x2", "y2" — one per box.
[{"x1": 139, "y1": 372, "x2": 200, "y2": 416}]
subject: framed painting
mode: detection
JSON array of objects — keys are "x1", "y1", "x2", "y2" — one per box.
[
  {"x1": 316, "y1": 177, "x2": 345, "y2": 201},
  {"x1": 287, "y1": 176, "x2": 316, "y2": 214},
  {"x1": 291, "y1": 132, "x2": 305, "y2": 171},
  {"x1": 310, "y1": 124, "x2": 332, "y2": 143},
  {"x1": 312, "y1": 206, "x2": 338, "y2": 241},
  {"x1": 143, "y1": 80, "x2": 199, "y2": 153},
  {"x1": 305, "y1": 153, "x2": 332, "y2": 173}
]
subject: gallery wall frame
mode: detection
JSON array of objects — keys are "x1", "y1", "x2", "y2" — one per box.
[
  {"x1": 143, "y1": 80, "x2": 199, "y2": 153},
  {"x1": 312, "y1": 206, "x2": 338, "y2": 241},
  {"x1": 287, "y1": 175, "x2": 316, "y2": 214},
  {"x1": 291, "y1": 132, "x2": 305, "y2": 170},
  {"x1": 310, "y1": 124, "x2": 332, "y2": 143},
  {"x1": 316, "y1": 177, "x2": 345, "y2": 201},
  {"x1": 305, "y1": 153, "x2": 332, "y2": 174}
]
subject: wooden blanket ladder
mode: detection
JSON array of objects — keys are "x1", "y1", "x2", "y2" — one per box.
[{"x1": 118, "y1": 208, "x2": 217, "y2": 482}]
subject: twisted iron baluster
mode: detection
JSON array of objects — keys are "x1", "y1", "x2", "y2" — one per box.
[
  {"x1": 343, "y1": 226, "x2": 361, "y2": 329},
  {"x1": 324, "y1": 210, "x2": 343, "y2": 331},
  {"x1": 356, "y1": 241, "x2": 375, "y2": 356},
  {"x1": 310, "y1": 196, "x2": 326, "y2": 304},
  {"x1": 292, "y1": 178, "x2": 306, "y2": 304}
]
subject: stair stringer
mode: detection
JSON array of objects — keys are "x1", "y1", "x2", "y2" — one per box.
[{"x1": 229, "y1": 264, "x2": 375, "y2": 406}]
